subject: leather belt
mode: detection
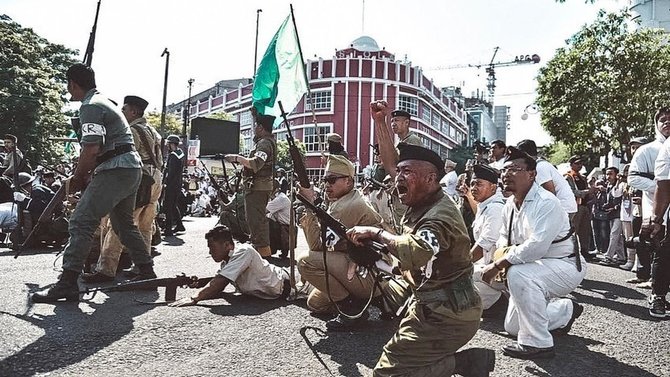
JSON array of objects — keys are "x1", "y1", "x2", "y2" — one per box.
[{"x1": 96, "y1": 144, "x2": 135, "y2": 165}]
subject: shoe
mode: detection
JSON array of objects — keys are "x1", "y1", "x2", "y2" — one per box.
[
  {"x1": 151, "y1": 248, "x2": 161, "y2": 257},
  {"x1": 598, "y1": 258, "x2": 618, "y2": 266},
  {"x1": 128, "y1": 263, "x2": 157, "y2": 281},
  {"x1": 122, "y1": 266, "x2": 139, "y2": 278},
  {"x1": 173, "y1": 225, "x2": 186, "y2": 232},
  {"x1": 637, "y1": 281, "x2": 653, "y2": 289},
  {"x1": 649, "y1": 295, "x2": 667, "y2": 318},
  {"x1": 482, "y1": 294, "x2": 509, "y2": 319},
  {"x1": 619, "y1": 262, "x2": 634, "y2": 271},
  {"x1": 31, "y1": 279, "x2": 79, "y2": 303},
  {"x1": 551, "y1": 301, "x2": 583, "y2": 336},
  {"x1": 626, "y1": 277, "x2": 647, "y2": 284},
  {"x1": 325, "y1": 310, "x2": 369, "y2": 332},
  {"x1": 81, "y1": 271, "x2": 114, "y2": 284},
  {"x1": 454, "y1": 348, "x2": 495, "y2": 377},
  {"x1": 502, "y1": 343, "x2": 555, "y2": 359}
]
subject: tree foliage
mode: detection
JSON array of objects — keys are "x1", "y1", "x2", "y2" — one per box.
[
  {"x1": 275, "y1": 139, "x2": 306, "y2": 171},
  {"x1": 205, "y1": 111, "x2": 233, "y2": 121},
  {"x1": 145, "y1": 111, "x2": 183, "y2": 137},
  {"x1": 537, "y1": 10, "x2": 670, "y2": 154},
  {"x1": 0, "y1": 18, "x2": 78, "y2": 165}
]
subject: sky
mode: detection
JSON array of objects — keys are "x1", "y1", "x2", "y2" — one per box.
[{"x1": 3, "y1": 0, "x2": 625, "y2": 145}]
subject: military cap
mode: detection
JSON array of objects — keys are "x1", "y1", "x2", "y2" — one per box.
[
  {"x1": 124, "y1": 95, "x2": 149, "y2": 111},
  {"x1": 568, "y1": 155, "x2": 583, "y2": 164},
  {"x1": 391, "y1": 110, "x2": 411, "y2": 119},
  {"x1": 326, "y1": 132, "x2": 342, "y2": 143},
  {"x1": 325, "y1": 154, "x2": 355, "y2": 178},
  {"x1": 17, "y1": 172, "x2": 35, "y2": 187},
  {"x1": 504, "y1": 146, "x2": 537, "y2": 170},
  {"x1": 472, "y1": 164, "x2": 499, "y2": 184},
  {"x1": 397, "y1": 143, "x2": 444, "y2": 174},
  {"x1": 255, "y1": 114, "x2": 276, "y2": 131},
  {"x1": 516, "y1": 139, "x2": 538, "y2": 157},
  {"x1": 628, "y1": 136, "x2": 648, "y2": 145}
]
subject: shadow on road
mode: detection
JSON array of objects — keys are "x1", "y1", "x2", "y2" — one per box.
[
  {"x1": 161, "y1": 236, "x2": 185, "y2": 246},
  {"x1": 578, "y1": 278, "x2": 647, "y2": 300},
  {"x1": 0, "y1": 282, "x2": 159, "y2": 377}
]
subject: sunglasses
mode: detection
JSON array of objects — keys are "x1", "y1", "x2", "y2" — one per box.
[{"x1": 323, "y1": 176, "x2": 346, "y2": 184}]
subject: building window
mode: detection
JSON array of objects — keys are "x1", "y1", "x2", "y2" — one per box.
[
  {"x1": 306, "y1": 168, "x2": 325, "y2": 183},
  {"x1": 275, "y1": 130, "x2": 288, "y2": 143},
  {"x1": 422, "y1": 105, "x2": 431, "y2": 124},
  {"x1": 431, "y1": 113, "x2": 440, "y2": 130},
  {"x1": 240, "y1": 110, "x2": 253, "y2": 127},
  {"x1": 398, "y1": 95, "x2": 418, "y2": 116},
  {"x1": 305, "y1": 91, "x2": 332, "y2": 111},
  {"x1": 240, "y1": 129, "x2": 253, "y2": 155},
  {"x1": 441, "y1": 119, "x2": 449, "y2": 135},
  {"x1": 303, "y1": 125, "x2": 331, "y2": 152},
  {"x1": 449, "y1": 125, "x2": 456, "y2": 139}
]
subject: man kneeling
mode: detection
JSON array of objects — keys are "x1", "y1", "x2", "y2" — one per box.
[{"x1": 170, "y1": 225, "x2": 290, "y2": 306}]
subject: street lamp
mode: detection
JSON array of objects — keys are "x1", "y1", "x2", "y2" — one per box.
[
  {"x1": 520, "y1": 104, "x2": 540, "y2": 120},
  {"x1": 183, "y1": 78, "x2": 195, "y2": 142},
  {"x1": 160, "y1": 48, "x2": 170, "y2": 135}
]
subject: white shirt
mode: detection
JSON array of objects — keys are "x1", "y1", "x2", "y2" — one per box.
[
  {"x1": 629, "y1": 140, "x2": 662, "y2": 219},
  {"x1": 440, "y1": 170, "x2": 458, "y2": 197},
  {"x1": 472, "y1": 191, "x2": 505, "y2": 264},
  {"x1": 489, "y1": 158, "x2": 505, "y2": 171},
  {"x1": 498, "y1": 183, "x2": 573, "y2": 264},
  {"x1": 217, "y1": 244, "x2": 287, "y2": 299},
  {"x1": 0, "y1": 202, "x2": 18, "y2": 229},
  {"x1": 535, "y1": 159, "x2": 578, "y2": 214},
  {"x1": 266, "y1": 192, "x2": 291, "y2": 225}
]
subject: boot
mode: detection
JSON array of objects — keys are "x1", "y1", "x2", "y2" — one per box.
[
  {"x1": 326, "y1": 297, "x2": 369, "y2": 332},
  {"x1": 454, "y1": 348, "x2": 495, "y2": 377},
  {"x1": 127, "y1": 263, "x2": 157, "y2": 282},
  {"x1": 257, "y1": 246, "x2": 272, "y2": 258},
  {"x1": 32, "y1": 270, "x2": 80, "y2": 303}
]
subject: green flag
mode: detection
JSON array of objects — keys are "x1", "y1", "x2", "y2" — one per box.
[{"x1": 252, "y1": 14, "x2": 308, "y2": 127}]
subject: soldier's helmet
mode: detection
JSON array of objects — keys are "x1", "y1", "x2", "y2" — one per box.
[
  {"x1": 166, "y1": 135, "x2": 181, "y2": 144},
  {"x1": 17, "y1": 172, "x2": 36, "y2": 187}
]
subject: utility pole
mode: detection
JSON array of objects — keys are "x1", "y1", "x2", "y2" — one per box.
[
  {"x1": 253, "y1": 9, "x2": 262, "y2": 80},
  {"x1": 160, "y1": 48, "x2": 170, "y2": 135},
  {"x1": 183, "y1": 78, "x2": 194, "y2": 142}
]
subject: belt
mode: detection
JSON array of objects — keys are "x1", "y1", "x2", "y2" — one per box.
[
  {"x1": 96, "y1": 144, "x2": 135, "y2": 165},
  {"x1": 414, "y1": 275, "x2": 473, "y2": 303}
]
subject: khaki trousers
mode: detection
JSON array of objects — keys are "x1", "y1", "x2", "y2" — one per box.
[{"x1": 97, "y1": 179, "x2": 162, "y2": 276}]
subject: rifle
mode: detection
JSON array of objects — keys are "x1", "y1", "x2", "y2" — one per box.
[
  {"x1": 82, "y1": 0, "x2": 102, "y2": 67},
  {"x1": 278, "y1": 101, "x2": 310, "y2": 188},
  {"x1": 15, "y1": 181, "x2": 68, "y2": 257},
  {"x1": 81, "y1": 274, "x2": 214, "y2": 302},
  {"x1": 295, "y1": 192, "x2": 387, "y2": 268}
]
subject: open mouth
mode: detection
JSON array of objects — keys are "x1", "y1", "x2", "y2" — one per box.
[{"x1": 397, "y1": 185, "x2": 408, "y2": 196}]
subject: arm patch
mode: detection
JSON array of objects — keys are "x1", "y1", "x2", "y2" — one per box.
[
  {"x1": 81, "y1": 123, "x2": 106, "y2": 137},
  {"x1": 418, "y1": 229, "x2": 440, "y2": 255},
  {"x1": 255, "y1": 150, "x2": 268, "y2": 161}
]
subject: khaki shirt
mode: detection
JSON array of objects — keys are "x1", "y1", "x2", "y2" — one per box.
[
  {"x1": 399, "y1": 132, "x2": 422, "y2": 146},
  {"x1": 301, "y1": 188, "x2": 382, "y2": 252},
  {"x1": 129, "y1": 117, "x2": 163, "y2": 170},
  {"x1": 244, "y1": 135, "x2": 275, "y2": 191}
]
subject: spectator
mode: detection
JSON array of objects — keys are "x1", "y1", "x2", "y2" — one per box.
[
  {"x1": 565, "y1": 155, "x2": 596, "y2": 261},
  {"x1": 440, "y1": 159, "x2": 458, "y2": 198},
  {"x1": 618, "y1": 164, "x2": 637, "y2": 270},
  {"x1": 599, "y1": 167, "x2": 625, "y2": 266},
  {"x1": 267, "y1": 180, "x2": 292, "y2": 258},
  {"x1": 488, "y1": 139, "x2": 506, "y2": 170}
]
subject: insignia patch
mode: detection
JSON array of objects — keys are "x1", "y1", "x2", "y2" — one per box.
[
  {"x1": 255, "y1": 151, "x2": 268, "y2": 161},
  {"x1": 81, "y1": 123, "x2": 106, "y2": 137},
  {"x1": 417, "y1": 229, "x2": 440, "y2": 255},
  {"x1": 324, "y1": 227, "x2": 340, "y2": 249}
]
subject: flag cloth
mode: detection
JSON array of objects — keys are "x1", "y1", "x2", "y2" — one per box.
[{"x1": 252, "y1": 14, "x2": 308, "y2": 128}]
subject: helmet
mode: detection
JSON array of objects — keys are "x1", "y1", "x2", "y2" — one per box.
[
  {"x1": 166, "y1": 135, "x2": 180, "y2": 144},
  {"x1": 17, "y1": 172, "x2": 35, "y2": 187}
]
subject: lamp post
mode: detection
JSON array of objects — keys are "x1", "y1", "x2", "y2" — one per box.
[
  {"x1": 160, "y1": 48, "x2": 170, "y2": 135},
  {"x1": 183, "y1": 78, "x2": 194, "y2": 142},
  {"x1": 253, "y1": 9, "x2": 262, "y2": 80},
  {"x1": 520, "y1": 104, "x2": 540, "y2": 120}
]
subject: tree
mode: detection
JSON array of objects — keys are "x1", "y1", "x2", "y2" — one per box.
[
  {"x1": 449, "y1": 142, "x2": 474, "y2": 174},
  {"x1": 205, "y1": 111, "x2": 233, "y2": 121},
  {"x1": 145, "y1": 111, "x2": 183, "y2": 137},
  {"x1": 536, "y1": 10, "x2": 670, "y2": 153},
  {"x1": 0, "y1": 17, "x2": 78, "y2": 165},
  {"x1": 275, "y1": 139, "x2": 306, "y2": 171}
]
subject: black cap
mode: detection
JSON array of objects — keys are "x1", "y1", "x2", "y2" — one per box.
[
  {"x1": 397, "y1": 143, "x2": 444, "y2": 177},
  {"x1": 124, "y1": 95, "x2": 149, "y2": 111},
  {"x1": 568, "y1": 155, "x2": 583, "y2": 164},
  {"x1": 471, "y1": 164, "x2": 499, "y2": 184},
  {"x1": 516, "y1": 139, "x2": 538, "y2": 156},
  {"x1": 504, "y1": 146, "x2": 537, "y2": 170},
  {"x1": 391, "y1": 110, "x2": 411, "y2": 119},
  {"x1": 256, "y1": 114, "x2": 276, "y2": 131}
]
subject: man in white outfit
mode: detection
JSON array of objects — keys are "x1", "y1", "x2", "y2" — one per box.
[
  {"x1": 480, "y1": 147, "x2": 587, "y2": 359},
  {"x1": 439, "y1": 159, "x2": 458, "y2": 198}
]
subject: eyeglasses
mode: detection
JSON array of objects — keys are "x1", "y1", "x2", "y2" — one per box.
[
  {"x1": 323, "y1": 176, "x2": 346, "y2": 184},
  {"x1": 501, "y1": 166, "x2": 528, "y2": 174}
]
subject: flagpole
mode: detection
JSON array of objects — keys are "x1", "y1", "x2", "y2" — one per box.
[{"x1": 289, "y1": 4, "x2": 327, "y2": 173}]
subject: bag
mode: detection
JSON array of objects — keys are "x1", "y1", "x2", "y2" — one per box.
[{"x1": 135, "y1": 172, "x2": 155, "y2": 209}]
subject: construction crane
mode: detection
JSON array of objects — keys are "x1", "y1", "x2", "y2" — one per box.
[{"x1": 431, "y1": 47, "x2": 540, "y2": 98}]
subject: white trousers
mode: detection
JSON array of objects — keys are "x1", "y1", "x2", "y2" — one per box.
[
  {"x1": 473, "y1": 263, "x2": 506, "y2": 309},
  {"x1": 504, "y1": 257, "x2": 586, "y2": 348},
  {"x1": 605, "y1": 218, "x2": 624, "y2": 261}
]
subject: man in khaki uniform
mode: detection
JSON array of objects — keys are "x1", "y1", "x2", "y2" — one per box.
[
  {"x1": 225, "y1": 112, "x2": 276, "y2": 257},
  {"x1": 391, "y1": 110, "x2": 422, "y2": 146},
  {"x1": 297, "y1": 154, "x2": 384, "y2": 331},
  {"x1": 347, "y1": 143, "x2": 495, "y2": 377},
  {"x1": 82, "y1": 95, "x2": 163, "y2": 282}
]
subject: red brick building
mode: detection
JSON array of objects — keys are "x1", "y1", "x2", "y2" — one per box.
[{"x1": 170, "y1": 36, "x2": 469, "y2": 179}]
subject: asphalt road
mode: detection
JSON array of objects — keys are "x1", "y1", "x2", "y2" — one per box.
[{"x1": 0, "y1": 215, "x2": 668, "y2": 377}]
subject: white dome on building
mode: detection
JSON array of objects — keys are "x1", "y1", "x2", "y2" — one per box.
[{"x1": 351, "y1": 36, "x2": 380, "y2": 52}]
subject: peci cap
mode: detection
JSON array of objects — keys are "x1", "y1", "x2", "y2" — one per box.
[
  {"x1": 124, "y1": 95, "x2": 149, "y2": 112},
  {"x1": 628, "y1": 136, "x2": 648, "y2": 146},
  {"x1": 444, "y1": 159, "x2": 457, "y2": 168},
  {"x1": 504, "y1": 146, "x2": 537, "y2": 170},
  {"x1": 397, "y1": 143, "x2": 444, "y2": 176},
  {"x1": 516, "y1": 139, "x2": 538, "y2": 157},
  {"x1": 391, "y1": 110, "x2": 411, "y2": 119},
  {"x1": 325, "y1": 154, "x2": 355, "y2": 178},
  {"x1": 472, "y1": 164, "x2": 499, "y2": 184},
  {"x1": 255, "y1": 114, "x2": 276, "y2": 131},
  {"x1": 568, "y1": 155, "x2": 583, "y2": 164}
]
